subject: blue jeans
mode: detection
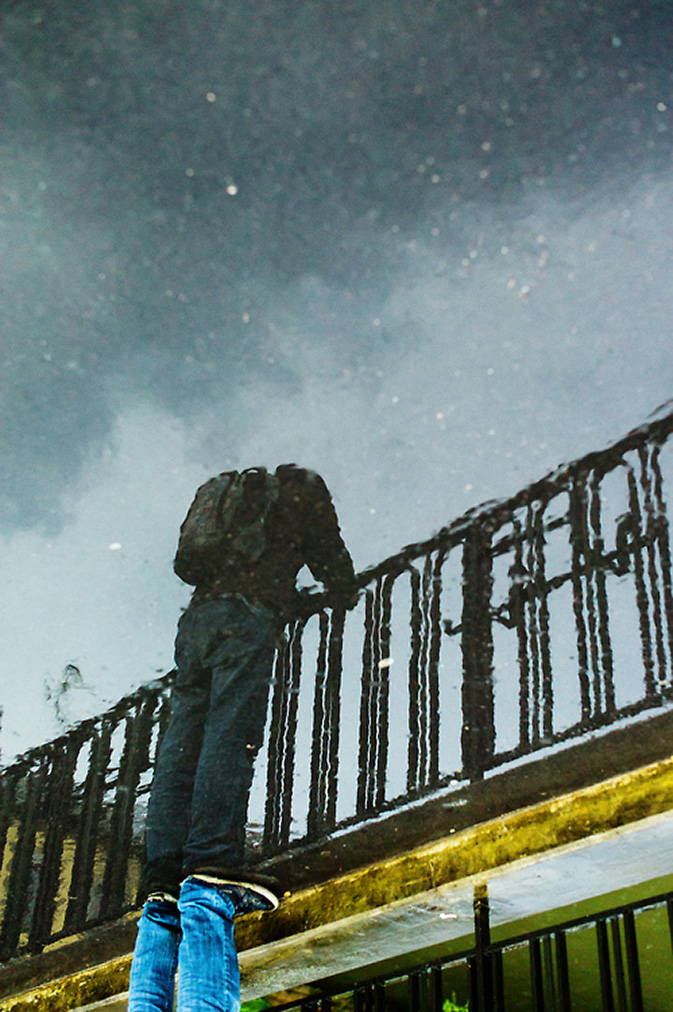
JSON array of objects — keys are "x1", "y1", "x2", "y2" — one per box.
[
  {"x1": 128, "y1": 878, "x2": 271, "y2": 1012},
  {"x1": 144, "y1": 595, "x2": 277, "y2": 891}
]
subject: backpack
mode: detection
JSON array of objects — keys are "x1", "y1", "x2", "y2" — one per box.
[{"x1": 173, "y1": 467, "x2": 281, "y2": 585}]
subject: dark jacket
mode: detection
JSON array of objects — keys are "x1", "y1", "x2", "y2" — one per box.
[{"x1": 174, "y1": 464, "x2": 357, "y2": 618}]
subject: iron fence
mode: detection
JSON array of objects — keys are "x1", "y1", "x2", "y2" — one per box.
[
  {"x1": 1, "y1": 412, "x2": 672, "y2": 961},
  {"x1": 267, "y1": 886, "x2": 673, "y2": 1012}
]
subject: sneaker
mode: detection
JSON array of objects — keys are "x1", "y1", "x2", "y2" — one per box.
[{"x1": 186, "y1": 872, "x2": 280, "y2": 913}]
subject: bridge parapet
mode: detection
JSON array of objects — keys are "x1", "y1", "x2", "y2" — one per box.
[{"x1": 1, "y1": 412, "x2": 672, "y2": 967}]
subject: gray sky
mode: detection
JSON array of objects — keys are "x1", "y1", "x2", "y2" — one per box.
[{"x1": 1, "y1": 0, "x2": 672, "y2": 759}]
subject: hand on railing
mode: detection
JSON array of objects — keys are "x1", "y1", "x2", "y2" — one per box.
[{"x1": 295, "y1": 586, "x2": 361, "y2": 619}]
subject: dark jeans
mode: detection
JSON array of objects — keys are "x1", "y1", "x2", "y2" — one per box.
[{"x1": 144, "y1": 595, "x2": 277, "y2": 891}]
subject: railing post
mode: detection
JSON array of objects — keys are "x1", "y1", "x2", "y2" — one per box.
[
  {"x1": 100, "y1": 695, "x2": 157, "y2": 918},
  {"x1": 64, "y1": 722, "x2": 114, "y2": 932},
  {"x1": 460, "y1": 527, "x2": 495, "y2": 781},
  {"x1": 651, "y1": 445, "x2": 673, "y2": 677},
  {"x1": 28, "y1": 738, "x2": 80, "y2": 952},
  {"x1": 307, "y1": 608, "x2": 345, "y2": 840},
  {"x1": 357, "y1": 577, "x2": 392, "y2": 816},
  {"x1": 263, "y1": 621, "x2": 303, "y2": 854},
  {"x1": 0, "y1": 762, "x2": 48, "y2": 960}
]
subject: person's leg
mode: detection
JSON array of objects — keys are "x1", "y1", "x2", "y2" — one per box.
[
  {"x1": 176, "y1": 878, "x2": 240, "y2": 1012},
  {"x1": 128, "y1": 897, "x2": 180, "y2": 1012},
  {"x1": 182, "y1": 598, "x2": 277, "y2": 875},
  {"x1": 142, "y1": 607, "x2": 211, "y2": 895}
]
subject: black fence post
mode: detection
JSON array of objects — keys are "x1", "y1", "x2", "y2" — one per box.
[
  {"x1": 595, "y1": 919, "x2": 614, "y2": 1012},
  {"x1": 623, "y1": 909, "x2": 644, "y2": 1012},
  {"x1": 430, "y1": 964, "x2": 443, "y2": 1012},
  {"x1": 554, "y1": 931, "x2": 571, "y2": 1012},
  {"x1": 409, "y1": 970, "x2": 421, "y2": 1012},
  {"x1": 529, "y1": 937, "x2": 545, "y2": 1012},
  {"x1": 472, "y1": 882, "x2": 493, "y2": 1012}
]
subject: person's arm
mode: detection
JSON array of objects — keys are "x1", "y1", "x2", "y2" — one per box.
[{"x1": 278, "y1": 466, "x2": 359, "y2": 609}]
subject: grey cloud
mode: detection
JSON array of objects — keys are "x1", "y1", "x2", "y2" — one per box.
[{"x1": 1, "y1": 0, "x2": 672, "y2": 530}]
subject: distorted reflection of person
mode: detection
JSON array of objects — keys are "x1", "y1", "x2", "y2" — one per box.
[{"x1": 128, "y1": 465, "x2": 358, "y2": 1012}]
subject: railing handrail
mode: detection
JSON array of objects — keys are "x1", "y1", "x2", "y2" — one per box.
[
  {"x1": 0, "y1": 674, "x2": 173, "y2": 776},
  {"x1": 359, "y1": 409, "x2": 673, "y2": 585}
]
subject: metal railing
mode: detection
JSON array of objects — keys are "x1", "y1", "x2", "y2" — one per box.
[
  {"x1": 1, "y1": 411, "x2": 672, "y2": 961},
  {"x1": 268, "y1": 886, "x2": 673, "y2": 1011}
]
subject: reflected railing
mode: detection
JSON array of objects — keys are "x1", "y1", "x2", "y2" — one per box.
[{"x1": 1, "y1": 411, "x2": 672, "y2": 961}]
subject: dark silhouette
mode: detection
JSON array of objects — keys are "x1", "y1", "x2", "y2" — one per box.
[{"x1": 128, "y1": 464, "x2": 357, "y2": 1012}]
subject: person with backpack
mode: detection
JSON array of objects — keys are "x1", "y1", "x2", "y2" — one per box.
[{"x1": 128, "y1": 464, "x2": 358, "y2": 1012}]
